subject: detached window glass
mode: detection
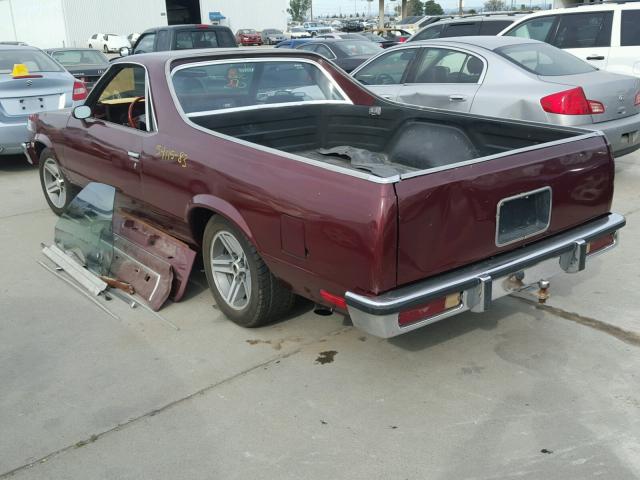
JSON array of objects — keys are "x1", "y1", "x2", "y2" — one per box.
[
  {"x1": 497, "y1": 43, "x2": 597, "y2": 76},
  {"x1": 172, "y1": 61, "x2": 346, "y2": 114},
  {"x1": 0, "y1": 50, "x2": 63, "y2": 73},
  {"x1": 553, "y1": 12, "x2": 613, "y2": 48}
]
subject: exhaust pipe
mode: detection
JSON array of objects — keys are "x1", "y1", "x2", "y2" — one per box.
[{"x1": 313, "y1": 304, "x2": 333, "y2": 316}]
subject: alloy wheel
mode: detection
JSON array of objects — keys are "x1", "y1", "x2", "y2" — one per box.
[
  {"x1": 42, "y1": 158, "x2": 67, "y2": 209},
  {"x1": 210, "y1": 230, "x2": 252, "y2": 310}
]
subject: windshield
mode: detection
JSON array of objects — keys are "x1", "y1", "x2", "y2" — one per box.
[
  {"x1": 172, "y1": 60, "x2": 347, "y2": 115},
  {"x1": 335, "y1": 41, "x2": 381, "y2": 56},
  {"x1": 0, "y1": 49, "x2": 63, "y2": 74},
  {"x1": 52, "y1": 50, "x2": 107, "y2": 66},
  {"x1": 496, "y1": 42, "x2": 596, "y2": 76}
]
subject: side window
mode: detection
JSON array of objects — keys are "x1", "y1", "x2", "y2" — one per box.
[
  {"x1": 353, "y1": 48, "x2": 417, "y2": 85},
  {"x1": 412, "y1": 48, "x2": 481, "y2": 83},
  {"x1": 412, "y1": 24, "x2": 444, "y2": 41},
  {"x1": 91, "y1": 34, "x2": 97, "y2": 40},
  {"x1": 297, "y1": 44, "x2": 318, "y2": 52},
  {"x1": 621, "y1": 10, "x2": 640, "y2": 46},
  {"x1": 156, "y1": 30, "x2": 169, "y2": 51},
  {"x1": 441, "y1": 22, "x2": 480, "y2": 37},
  {"x1": 505, "y1": 16, "x2": 556, "y2": 42},
  {"x1": 134, "y1": 33, "x2": 156, "y2": 54},
  {"x1": 91, "y1": 65, "x2": 149, "y2": 130},
  {"x1": 103, "y1": 34, "x2": 108, "y2": 41},
  {"x1": 314, "y1": 45, "x2": 336, "y2": 59},
  {"x1": 553, "y1": 12, "x2": 613, "y2": 48},
  {"x1": 479, "y1": 20, "x2": 513, "y2": 35}
]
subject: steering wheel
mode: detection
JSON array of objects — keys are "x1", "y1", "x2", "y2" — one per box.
[
  {"x1": 375, "y1": 73, "x2": 395, "y2": 85},
  {"x1": 127, "y1": 96, "x2": 145, "y2": 129}
]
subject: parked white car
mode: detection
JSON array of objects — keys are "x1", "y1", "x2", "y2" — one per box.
[
  {"x1": 87, "y1": 33, "x2": 130, "y2": 53},
  {"x1": 500, "y1": 2, "x2": 640, "y2": 77},
  {"x1": 286, "y1": 27, "x2": 311, "y2": 39}
]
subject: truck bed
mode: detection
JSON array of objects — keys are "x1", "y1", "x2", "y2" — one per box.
[{"x1": 191, "y1": 103, "x2": 585, "y2": 178}]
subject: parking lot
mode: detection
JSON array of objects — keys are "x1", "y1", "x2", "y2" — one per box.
[{"x1": 0, "y1": 150, "x2": 638, "y2": 479}]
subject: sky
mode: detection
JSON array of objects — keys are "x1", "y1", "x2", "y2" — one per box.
[{"x1": 311, "y1": 0, "x2": 462, "y2": 16}]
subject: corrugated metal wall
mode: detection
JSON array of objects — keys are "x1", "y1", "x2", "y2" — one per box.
[
  {"x1": 62, "y1": 0, "x2": 168, "y2": 47},
  {"x1": 199, "y1": 0, "x2": 289, "y2": 32},
  {"x1": 0, "y1": 0, "x2": 67, "y2": 48}
]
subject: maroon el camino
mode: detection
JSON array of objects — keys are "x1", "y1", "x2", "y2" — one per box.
[{"x1": 24, "y1": 48, "x2": 624, "y2": 338}]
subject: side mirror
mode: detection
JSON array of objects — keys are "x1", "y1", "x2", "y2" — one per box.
[
  {"x1": 119, "y1": 46, "x2": 130, "y2": 57},
  {"x1": 73, "y1": 105, "x2": 91, "y2": 120}
]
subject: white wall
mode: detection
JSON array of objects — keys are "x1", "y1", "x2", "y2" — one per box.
[
  {"x1": 0, "y1": 0, "x2": 17, "y2": 41},
  {"x1": 199, "y1": 0, "x2": 289, "y2": 32},
  {"x1": 62, "y1": 0, "x2": 168, "y2": 48},
  {"x1": 2, "y1": 0, "x2": 67, "y2": 48}
]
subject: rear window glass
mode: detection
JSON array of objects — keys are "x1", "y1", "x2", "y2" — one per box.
[
  {"x1": 441, "y1": 22, "x2": 480, "y2": 37},
  {"x1": 0, "y1": 49, "x2": 63, "y2": 73},
  {"x1": 334, "y1": 41, "x2": 380, "y2": 56},
  {"x1": 52, "y1": 50, "x2": 107, "y2": 66},
  {"x1": 497, "y1": 42, "x2": 596, "y2": 76},
  {"x1": 553, "y1": 12, "x2": 613, "y2": 48},
  {"x1": 172, "y1": 60, "x2": 347, "y2": 114},
  {"x1": 621, "y1": 10, "x2": 640, "y2": 46},
  {"x1": 479, "y1": 20, "x2": 513, "y2": 35}
]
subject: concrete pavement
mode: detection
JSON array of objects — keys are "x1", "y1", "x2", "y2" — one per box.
[{"x1": 0, "y1": 153, "x2": 638, "y2": 479}]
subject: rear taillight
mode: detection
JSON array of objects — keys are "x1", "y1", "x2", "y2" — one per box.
[
  {"x1": 319, "y1": 289, "x2": 347, "y2": 310},
  {"x1": 398, "y1": 293, "x2": 462, "y2": 327},
  {"x1": 540, "y1": 87, "x2": 605, "y2": 116},
  {"x1": 635, "y1": 92, "x2": 640, "y2": 106},
  {"x1": 587, "y1": 233, "x2": 616, "y2": 255},
  {"x1": 72, "y1": 80, "x2": 88, "y2": 101}
]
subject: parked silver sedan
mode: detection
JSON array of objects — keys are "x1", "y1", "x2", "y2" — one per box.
[
  {"x1": 352, "y1": 36, "x2": 640, "y2": 157},
  {"x1": 0, "y1": 45, "x2": 86, "y2": 157}
]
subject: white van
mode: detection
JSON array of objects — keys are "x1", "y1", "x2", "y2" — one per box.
[{"x1": 499, "y1": 2, "x2": 640, "y2": 77}]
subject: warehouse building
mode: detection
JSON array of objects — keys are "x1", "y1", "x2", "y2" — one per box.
[{"x1": 0, "y1": 0, "x2": 288, "y2": 49}]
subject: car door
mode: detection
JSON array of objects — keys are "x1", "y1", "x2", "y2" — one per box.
[
  {"x1": 396, "y1": 47, "x2": 484, "y2": 112},
  {"x1": 549, "y1": 11, "x2": 613, "y2": 70},
  {"x1": 613, "y1": 8, "x2": 640, "y2": 76},
  {"x1": 352, "y1": 48, "x2": 419, "y2": 101},
  {"x1": 63, "y1": 64, "x2": 153, "y2": 197}
]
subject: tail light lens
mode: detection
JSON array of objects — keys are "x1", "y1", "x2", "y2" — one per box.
[
  {"x1": 319, "y1": 289, "x2": 347, "y2": 310},
  {"x1": 398, "y1": 293, "x2": 462, "y2": 327},
  {"x1": 587, "y1": 233, "x2": 616, "y2": 255},
  {"x1": 635, "y1": 92, "x2": 640, "y2": 106},
  {"x1": 540, "y1": 87, "x2": 605, "y2": 116},
  {"x1": 72, "y1": 81, "x2": 88, "y2": 101}
]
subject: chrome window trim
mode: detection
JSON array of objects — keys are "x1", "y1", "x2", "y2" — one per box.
[
  {"x1": 495, "y1": 186, "x2": 553, "y2": 247},
  {"x1": 170, "y1": 57, "x2": 352, "y2": 110},
  {"x1": 84, "y1": 60, "x2": 158, "y2": 134}
]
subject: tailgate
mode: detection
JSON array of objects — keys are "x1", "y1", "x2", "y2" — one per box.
[{"x1": 394, "y1": 134, "x2": 614, "y2": 286}]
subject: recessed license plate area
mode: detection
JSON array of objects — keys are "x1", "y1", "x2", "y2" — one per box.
[{"x1": 496, "y1": 187, "x2": 551, "y2": 246}]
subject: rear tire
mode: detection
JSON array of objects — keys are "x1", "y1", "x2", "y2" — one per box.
[
  {"x1": 38, "y1": 148, "x2": 79, "y2": 216},
  {"x1": 203, "y1": 216, "x2": 294, "y2": 328}
]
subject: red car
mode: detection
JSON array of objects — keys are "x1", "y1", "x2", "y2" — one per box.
[
  {"x1": 235, "y1": 29, "x2": 262, "y2": 46},
  {"x1": 25, "y1": 49, "x2": 624, "y2": 338}
]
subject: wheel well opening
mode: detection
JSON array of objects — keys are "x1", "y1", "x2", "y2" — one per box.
[
  {"x1": 34, "y1": 141, "x2": 46, "y2": 159},
  {"x1": 189, "y1": 207, "x2": 215, "y2": 245}
]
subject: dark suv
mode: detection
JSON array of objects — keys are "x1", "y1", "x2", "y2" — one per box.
[{"x1": 128, "y1": 25, "x2": 236, "y2": 55}]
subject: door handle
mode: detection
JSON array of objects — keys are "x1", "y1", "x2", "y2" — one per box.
[
  {"x1": 586, "y1": 55, "x2": 605, "y2": 60},
  {"x1": 127, "y1": 151, "x2": 140, "y2": 160},
  {"x1": 449, "y1": 95, "x2": 467, "y2": 102}
]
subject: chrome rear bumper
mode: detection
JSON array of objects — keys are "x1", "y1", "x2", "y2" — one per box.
[{"x1": 346, "y1": 213, "x2": 625, "y2": 338}]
